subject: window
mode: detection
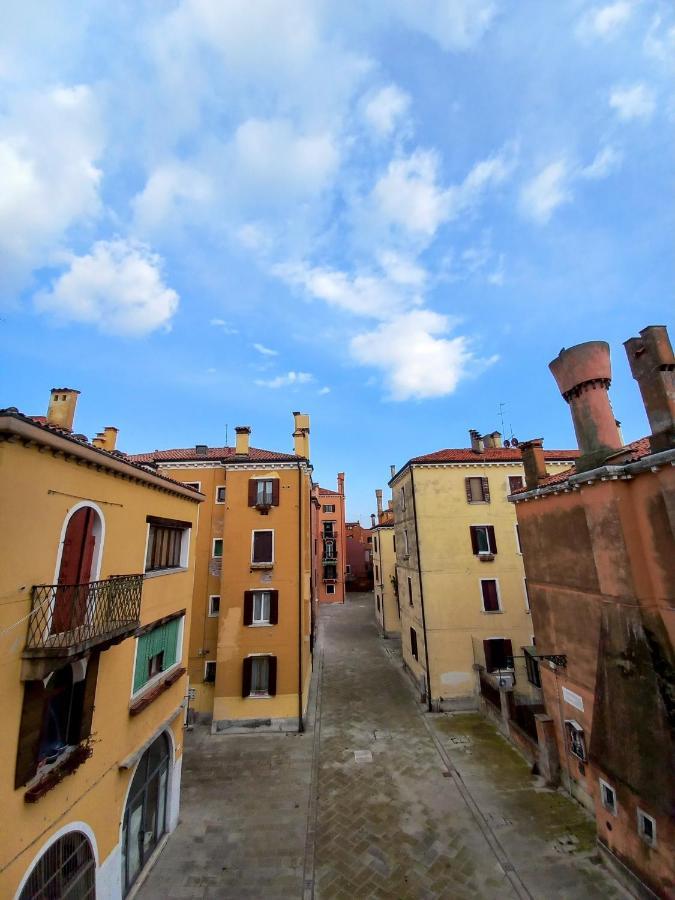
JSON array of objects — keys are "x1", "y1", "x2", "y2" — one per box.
[
  {"x1": 637, "y1": 810, "x2": 656, "y2": 847},
  {"x1": 251, "y1": 530, "x2": 274, "y2": 565},
  {"x1": 204, "y1": 661, "x2": 216, "y2": 683},
  {"x1": 599, "y1": 779, "x2": 617, "y2": 815},
  {"x1": 182, "y1": 481, "x2": 200, "y2": 491},
  {"x1": 373, "y1": 535, "x2": 378, "y2": 552},
  {"x1": 403, "y1": 529, "x2": 409, "y2": 556},
  {"x1": 132, "y1": 616, "x2": 183, "y2": 695},
  {"x1": 465, "y1": 476, "x2": 490, "y2": 503},
  {"x1": 401, "y1": 485, "x2": 406, "y2": 510},
  {"x1": 483, "y1": 638, "x2": 512, "y2": 673},
  {"x1": 407, "y1": 576, "x2": 413, "y2": 606},
  {"x1": 345, "y1": 564, "x2": 351, "y2": 574},
  {"x1": 326, "y1": 584, "x2": 336, "y2": 595},
  {"x1": 324, "y1": 521, "x2": 335, "y2": 537},
  {"x1": 524, "y1": 578, "x2": 530, "y2": 612},
  {"x1": 324, "y1": 538, "x2": 336, "y2": 559},
  {"x1": 324, "y1": 564, "x2": 337, "y2": 580},
  {"x1": 19, "y1": 831, "x2": 95, "y2": 900},
  {"x1": 215, "y1": 485, "x2": 226, "y2": 503},
  {"x1": 480, "y1": 579, "x2": 501, "y2": 612},
  {"x1": 145, "y1": 516, "x2": 190, "y2": 572},
  {"x1": 375, "y1": 565, "x2": 380, "y2": 582},
  {"x1": 525, "y1": 648, "x2": 541, "y2": 687},
  {"x1": 508, "y1": 475, "x2": 524, "y2": 494},
  {"x1": 248, "y1": 478, "x2": 279, "y2": 507},
  {"x1": 376, "y1": 594, "x2": 380, "y2": 611},
  {"x1": 367, "y1": 536, "x2": 372, "y2": 543},
  {"x1": 212, "y1": 538, "x2": 223, "y2": 558},
  {"x1": 208, "y1": 595, "x2": 220, "y2": 617},
  {"x1": 470, "y1": 525, "x2": 497, "y2": 555},
  {"x1": 565, "y1": 721, "x2": 587, "y2": 762},
  {"x1": 392, "y1": 535, "x2": 396, "y2": 552},
  {"x1": 515, "y1": 523, "x2": 522, "y2": 554},
  {"x1": 244, "y1": 590, "x2": 278, "y2": 625},
  {"x1": 322, "y1": 504, "x2": 335, "y2": 513},
  {"x1": 242, "y1": 655, "x2": 277, "y2": 697},
  {"x1": 410, "y1": 627, "x2": 418, "y2": 661}
]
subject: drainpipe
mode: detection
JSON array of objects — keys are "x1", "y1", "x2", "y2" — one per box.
[
  {"x1": 410, "y1": 466, "x2": 433, "y2": 713},
  {"x1": 297, "y1": 461, "x2": 304, "y2": 733},
  {"x1": 377, "y1": 530, "x2": 386, "y2": 637}
]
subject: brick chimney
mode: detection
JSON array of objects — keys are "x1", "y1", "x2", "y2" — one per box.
[
  {"x1": 375, "y1": 489, "x2": 383, "y2": 518},
  {"x1": 549, "y1": 342, "x2": 623, "y2": 472},
  {"x1": 469, "y1": 429, "x2": 484, "y2": 453},
  {"x1": 624, "y1": 325, "x2": 675, "y2": 454},
  {"x1": 47, "y1": 388, "x2": 80, "y2": 432},
  {"x1": 293, "y1": 412, "x2": 310, "y2": 458},
  {"x1": 519, "y1": 438, "x2": 548, "y2": 490},
  {"x1": 235, "y1": 426, "x2": 251, "y2": 456},
  {"x1": 337, "y1": 472, "x2": 345, "y2": 496}
]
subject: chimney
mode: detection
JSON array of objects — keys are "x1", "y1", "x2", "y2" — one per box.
[
  {"x1": 47, "y1": 388, "x2": 80, "y2": 432},
  {"x1": 624, "y1": 325, "x2": 675, "y2": 454},
  {"x1": 91, "y1": 427, "x2": 118, "y2": 451},
  {"x1": 337, "y1": 472, "x2": 345, "y2": 496},
  {"x1": 293, "y1": 411, "x2": 310, "y2": 458},
  {"x1": 235, "y1": 426, "x2": 251, "y2": 456},
  {"x1": 490, "y1": 431, "x2": 502, "y2": 449},
  {"x1": 375, "y1": 489, "x2": 383, "y2": 517},
  {"x1": 469, "y1": 429, "x2": 484, "y2": 453},
  {"x1": 519, "y1": 438, "x2": 548, "y2": 490},
  {"x1": 549, "y1": 341, "x2": 623, "y2": 472},
  {"x1": 195, "y1": 443, "x2": 208, "y2": 456},
  {"x1": 370, "y1": 513, "x2": 376, "y2": 527},
  {"x1": 390, "y1": 464, "x2": 396, "y2": 479}
]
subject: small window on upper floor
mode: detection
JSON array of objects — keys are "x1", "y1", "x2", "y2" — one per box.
[
  {"x1": 215, "y1": 486, "x2": 226, "y2": 504},
  {"x1": 204, "y1": 661, "x2": 216, "y2": 683},
  {"x1": 132, "y1": 615, "x2": 184, "y2": 696},
  {"x1": 508, "y1": 475, "x2": 524, "y2": 494},
  {"x1": 470, "y1": 525, "x2": 497, "y2": 556},
  {"x1": 637, "y1": 810, "x2": 656, "y2": 847},
  {"x1": 323, "y1": 504, "x2": 335, "y2": 513},
  {"x1": 401, "y1": 485, "x2": 406, "y2": 511},
  {"x1": 208, "y1": 595, "x2": 220, "y2": 617},
  {"x1": 251, "y1": 530, "x2": 274, "y2": 565},
  {"x1": 565, "y1": 721, "x2": 586, "y2": 762},
  {"x1": 465, "y1": 477, "x2": 490, "y2": 503},
  {"x1": 212, "y1": 538, "x2": 223, "y2": 558},
  {"x1": 600, "y1": 780, "x2": 617, "y2": 816},
  {"x1": 183, "y1": 481, "x2": 201, "y2": 491},
  {"x1": 248, "y1": 478, "x2": 279, "y2": 508},
  {"x1": 145, "y1": 516, "x2": 190, "y2": 573}
]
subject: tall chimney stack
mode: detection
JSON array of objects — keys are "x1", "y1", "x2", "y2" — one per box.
[
  {"x1": 370, "y1": 513, "x2": 376, "y2": 527},
  {"x1": 469, "y1": 429, "x2": 484, "y2": 453},
  {"x1": 549, "y1": 341, "x2": 623, "y2": 472},
  {"x1": 375, "y1": 489, "x2": 383, "y2": 518},
  {"x1": 390, "y1": 464, "x2": 396, "y2": 479},
  {"x1": 292, "y1": 412, "x2": 310, "y2": 459},
  {"x1": 47, "y1": 388, "x2": 80, "y2": 432},
  {"x1": 92, "y1": 426, "x2": 118, "y2": 451},
  {"x1": 624, "y1": 325, "x2": 675, "y2": 454},
  {"x1": 337, "y1": 472, "x2": 345, "y2": 496},
  {"x1": 235, "y1": 426, "x2": 251, "y2": 456},
  {"x1": 519, "y1": 438, "x2": 549, "y2": 490}
]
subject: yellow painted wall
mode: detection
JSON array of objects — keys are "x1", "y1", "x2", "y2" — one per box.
[
  {"x1": 373, "y1": 526, "x2": 399, "y2": 635},
  {"x1": 0, "y1": 439, "x2": 199, "y2": 897}
]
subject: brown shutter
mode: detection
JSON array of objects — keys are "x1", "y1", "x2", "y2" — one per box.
[
  {"x1": 253, "y1": 531, "x2": 273, "y2": 563},
  {"x1": 482, "y1": 580, "x2": 499, "y2": 611},
  {"x1": 504, "y1": 639, "x2": 513, "y2": 667},
  {"x1": 248, "y1": 480, "x2": 258, "y2": 507},
  {"x1": 483, "y1": 639, "x2": 494, "y2": 673},
  {"x1": 72, "y1": 651, "x2": 100, "y2": 743},
  {"x1": 269, "y1": 590, "x2": 279, "y2": 624},
  {"x1": 469, "y1": 526, "x2": 479, "y2": 554},
  {"x1": 267, "y1": 656, "x2": 277, "y2": 696},
  {"x1": 487, "y1": 526, "x2": 497, "y2": 554},
  {"x1": 15, "y1": 681, "x2": 46, "y2": 788},
  {"x1": 271, "y1": 479, "x2": 280, "y2": 506},
  {"x1": 243, "y1": 591, "x2": 254, "y2": 626},
  {"x1": 242, "y1": 657, "x2": 253, "y2": 697},
  {"x1": 481, "y1": 477, "x2": 490, "y2": 502},
  {"x1": 465, "y1": 478, "x2": 473, "y2": 503}
]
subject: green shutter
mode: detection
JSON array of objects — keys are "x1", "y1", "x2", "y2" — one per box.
[{"x1": 133, "y1": 618, "x2": 181, "y2": 693}]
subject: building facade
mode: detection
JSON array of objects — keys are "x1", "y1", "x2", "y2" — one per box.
[
  {"x1": 0, "y1": 390, "x2": 201, "y2": 899},
  {"x1": 345, "y1": 521, "x2": 374, "y2": 592},
  {"x1": 511, "y1": 327, "x2": 674, "y2": 899},
  {"x1": 129, "y1": 413, "x2": 313, "y2": 734},
  {"x1": 312, "y1": 474, "x2": 347, "y2": 604},
  {"x1": 372, "y1": 489, "x2": 399, "y2": 636},
  {"x1": 390, "y1": 432, "x2": 578, "y2": 710}
]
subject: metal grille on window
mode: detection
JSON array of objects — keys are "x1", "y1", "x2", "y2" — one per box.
[{"x1": 19, "y1": 831, "x2": 96, "y2": 900}]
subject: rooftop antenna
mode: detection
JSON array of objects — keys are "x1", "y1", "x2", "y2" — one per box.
[
  {"x1": 225, "y1": 424, "x2": 229, "y2": 447},
  {"x1": 498, "y1": 402, "x2": 507, "y2": 435}
]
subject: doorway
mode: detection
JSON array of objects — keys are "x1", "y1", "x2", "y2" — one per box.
[{"x1": 52, "y1": 507, "x2": 99, "y2": 635}]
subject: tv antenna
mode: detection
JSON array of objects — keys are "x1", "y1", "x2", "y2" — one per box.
[
  {"x1": 225, "y1": 424, "x2": 229, "y2": 447},
  {"x1": 498, "y1": 402, "x2": 507, "y2": 435}
]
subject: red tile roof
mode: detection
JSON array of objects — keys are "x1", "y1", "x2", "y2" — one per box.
[
  {"x1": 516, "y1": 437, "x2": 652, "y2": 491},
  {"x1": 409, "y1": 447, "x2": 579, "y2": 465},
  {"x1": 128, "y1": 446, "x2": 299, "y2": 464},
  {"x1": 318, "y1": 487, "x2": 341, "y2": 496}
]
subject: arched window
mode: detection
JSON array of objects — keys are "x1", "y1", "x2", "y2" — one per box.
[
  {"x1": 121, "y1": 732, "x2": 170, "y2": 895},
  {"x1": 19, "y1": 830, "x2": 96, "y2": 899},
  {"x1": 52, "y1": 506, "x2": 104, "y2": 635}
]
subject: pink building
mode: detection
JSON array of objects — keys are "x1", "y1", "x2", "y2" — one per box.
[{"x1": 312, "y1": 474, "x2": 346, "y2": 604}]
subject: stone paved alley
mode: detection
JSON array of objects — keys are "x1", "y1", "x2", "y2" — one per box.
[{"x1": 138, "y1": 595, "x2": 627, "y2": 899}]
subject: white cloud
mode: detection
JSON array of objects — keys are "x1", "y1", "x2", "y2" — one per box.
[
  {"x1": 363, "y1": 84, "x2": 411, "y2": 137},
  {"x1": 519, "y1": 160, "x2": 572, "y2": 224},
  {"x1": 132, "y1": 161, "x2": 212, "y2": 234},
  {"x1": 609, "y1": 83, "x2": 656, "y2": 121},
  {"x1": 318, "y1": 386, "x2": 331, "y2": 395},
  {"x1": 390, "y1": 0, "x2": 497, "y2": 51},
  {"x1": 351, "y1": 310, "x2": 494, "y2": 400},
  {"x1": 253, "y1": 342, "x2": 278, "y2": 356},
  {"x1": 35, "y1": 239, "x2": 179, "y2": 336},
  {"x1": 210, "y1": 318, "x2": 238, "y2": 333},
  {"x1": 255, "y1": 371, "x2": 314, "y2": 388},
  {"x1": 580, "y1": 145, "x2": 622, "y2": 179},
  {"x1": 576, "y1": 1, "x2": 633, "y2": 41}
]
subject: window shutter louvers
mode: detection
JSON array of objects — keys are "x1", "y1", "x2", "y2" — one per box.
[
  {"x1": 487, "y1": 526, "x2": 497, "y2": 554},
  {"x1": 465, "y1": 478, "x2": 473, "y2": 503},
  {"x1": 248, "y1": 480, "x2": 258, "y2": 507},
  {"x1": 269, "y1": 591, "x2": 279, "y2": 624},
  {"x1": 469, "y1": 526, "x2": 479, "y2": 554},
  {"x1": 242, "y1": 657, "x2": 253, "y2": 697},
  {"x1": 15, "y1": 681, "x2": 46, "y2": 787},
  {"x1": 271, "y1": 479, "x2": 280, "y2": 506},
  {"x1": 481, "y1": 477, "x2": 490, "y2": 502},
  {"x1": 267, "y1": 656, "x2": 277, "y2": 696},
  {"x1": 71, "y1": 651, "x2": 100, "y2": 743},
  {"x1": 483, "y1": 639, "x2": 494, "y2": 673},
  {"x1": 504, "y1": 639, "x2": 513, "y2": 667},
  {"x1": 243, "y1": 591, "x2": 254, "y2": 626}
]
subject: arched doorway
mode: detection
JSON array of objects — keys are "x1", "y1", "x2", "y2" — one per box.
[
  {"x1": 53, "y1": 507, "x2": 101, "y2": 635},
  {"x1": 19, "y1": 830, "x2": 96, "y2": 899},
  {"x1": 121, "y1": 732, "x2": 170, "y2": 895}
]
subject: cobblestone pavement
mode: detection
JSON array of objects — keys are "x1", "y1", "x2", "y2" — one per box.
[{"x1": 139, "y1": 593, "x2": 627, "y2": 899}]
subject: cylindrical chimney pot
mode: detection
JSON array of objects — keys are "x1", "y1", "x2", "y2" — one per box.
[
  {"x1": 375, "y1": 489, "x2": 383, "y2": 516},
  {"x1": 624, "y1": 325, "x2": 675, "y2": 454}
]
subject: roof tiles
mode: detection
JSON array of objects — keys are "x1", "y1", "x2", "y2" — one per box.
[{"x1": 128, "y1": 446, "x2": 299, "y2": 464}]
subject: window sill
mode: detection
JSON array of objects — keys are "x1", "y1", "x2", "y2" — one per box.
[
  {"x1": 207, "y1": 612, "x2": 219, "y2": 618},
  {"x1": 478, "y1": 554, "x2": 495, "y2": 562},
  {"x1": 24, "y1": 743, "x2": 92, "y2": 803},
  {"x1": 248, "y1": 622, "x2": 273, "y2": 627},
  {"x1": 129, "y1": 666, "x2": 186, "y2": 716},
  {"x1": 250, "y1": 562, "x2": 274, "y2": 570},
  {"x1": 481, "y1": 609, "x2": 503, "y2": 614},
  {"x1": 467, "y1": 501, "x2": 490, "y2": 505},
  {"x1": 144, "y1": 566, "x2": 189, "y2": 579},
  {"x1": 246, "y1": 692, "x2": 272, "y2": 699}
]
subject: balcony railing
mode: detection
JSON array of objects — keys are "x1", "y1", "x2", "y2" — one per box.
[
  {"x1": 25, "y1": 575, "x2": 143, "y2": 656},
  {"x1": 322, "y1": 555, "x2": 337, "y2": 563}
]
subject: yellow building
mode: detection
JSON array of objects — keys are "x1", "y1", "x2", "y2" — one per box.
[
  {"x1": 128, "y1": 413, "x2": 313, "y2": 733},
  {"x1": 372, "y1": 489, "x2": 400, "y2": 637},
  {"x1": 390, "y1": 430, "x2": 578, "y2": 710},
  {"x1": 0, "y1": 390, "x2": 202, "y2": 898}
]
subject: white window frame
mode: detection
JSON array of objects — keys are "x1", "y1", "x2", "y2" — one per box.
[
  {"x1": 208, "y1": 595, "x2": 220, "y2": 617},
  {"x1": 212, "y1": 538, "x2": 223, "y2": 558},
  {"x1": 599, "y1": 778, "x2": 617, "y2": 816},
  {"x1": 251, "y1": 529, "x2": 275, "y2": 565},
  {"x1": 204, "y1": 660, "x2": 216, "y2": 683},
  {"x1": 215, "y1": 485, "x2": 226, "y2": 504},
  {"x1": 637, "y1": 809, "x2": 657, "y2": 847},
  {"x1": 515, "y1": 522, "x2": 523, "y2": 555},
  {"x1": 472, "y1": 523, "x2": 492, "y2": 555},
  {"x1": 248, "y1": 654, "x2": 271, "y2": 698},
  {"x1": 565, "y1": 719, "x2": 586, "y2": 761},
  {"x1": 506, "y1": 473, "x2": 524, "y2": 496},
  {"x1": 254, "y1": 478, "x2": 274, "y2": 506},
  {"x1": 479, "y1": 577, "x2": 502, "y2": 613},
  {"x1": 524, "y1": 577, "x2": 530, "y2": 613},
  {"x1": 130, "y1": 615, "x2": 185, "y2": 699},
  {"x1": 182, "y1": 481, "x2": 201, "y2": 491},
  {"x1": 466, "y1": 476, "x2": 488, "y2": 503},
  {"x1": 326, "y1": 584, "x2": 336, "y2": 595},
  {"x1": 144, "y1": 522, "x2": 191, "y2": 577},
  {"x1": 322, "y1": 504, "x2": 335, "y2": 513},
  {"x1": 251, "y1": 590, "x2": 271, "y2": 625}
]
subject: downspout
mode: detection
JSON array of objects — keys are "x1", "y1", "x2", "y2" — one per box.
[
  {"x1": 377, "y1": 531, "x2": 386, "y2": 637},
  {"x1": 297, "y1": 461, "x2": 305, "y2": 733},
  {"x1": 410, "y1": 465, "x2": 433, "y2": 713}
]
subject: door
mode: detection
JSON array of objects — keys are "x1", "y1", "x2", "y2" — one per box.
[{"x1": 52, "y1": 508, "x2": 97, "y2": 634}]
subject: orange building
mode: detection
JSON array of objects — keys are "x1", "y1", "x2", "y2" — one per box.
[
  {"x1": 511, "y1": 326, "x2": 674, "y2": 899},
  {"x1": 345, "y1": 521, "x2": 374, "y2": 592},
  {"x1": 312, "y1": 474, "x2": 347, "y2": 604}
]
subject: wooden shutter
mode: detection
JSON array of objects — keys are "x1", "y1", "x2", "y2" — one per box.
[
  {"x1": 465, "y1": 478, "x2": 473, "y2": 503},
  {"x1": 269, "y1": 590, "x2": 279, "y2": 624},
  {"x1": 253, "y1": 531, "x2": 273, "y2": 563},
  {"x1": 243, "y1": 591, "x2": 254, "y2": 626},
  {"x1": 15, "y1": 681, "x2": 46, "y2": 788},
  {"x1": 267, "y1": 656, "x2": 277, "y2": 696},
  {"x1": 469, "y1": 526, "x2": 479, "y2": 554},
  {"x1": 70, "y1": 651, "x2": 100, "y2": 743},
  {"x1": 481, "y1": 580, "x2": 499, "y2": 611},
  {"x1": 504, "y1": 639, "x2": 513, "y2": 668},
  {"x1": 487, "y1": 526, "x2": 497, "y2": 554},
  {"x1": 271, "y1": 479, "x2": 280, "y2": 506},
  {"x1": 242, "y1": 657, "x2": 253, "y2": 697},
  {"x1": 248, "y1": 480, "x2": 258, "y2": 507},
  {"x1": 481, "y1": 477, "x2": 490, "y2": 502},
  {"x1": 483, "y1": 639, "x2": 495, "y2": 673}
]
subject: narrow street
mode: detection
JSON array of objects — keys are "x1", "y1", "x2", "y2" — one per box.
[{"x1": 139, "y1": 594, "x2": 626, "y2": 899}]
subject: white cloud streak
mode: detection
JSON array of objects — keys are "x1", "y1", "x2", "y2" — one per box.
[
  {"x1": 576, "y1": 1, "x2": 633, "y2": 41},
  {"x1": 363, "y1": 84, "x2": 410, "y2": 137},
  {"x1": 253, "y1": 343, "x2": 278, "y2": 356},
  {"x1": 255, "y1": 371, "x2": 314, "y2": 388},
  {"x1": 609, "y1": 83, "x2": 657, "y2": 121}
]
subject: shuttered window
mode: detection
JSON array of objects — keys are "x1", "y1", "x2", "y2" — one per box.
[
  {"x1": 483, "y1": 638, "x2": 512, "y2": 673},
  {"x1": 252, "y1": 530, "x2": 274, "y2": 564},
  {"x1": 145, "y1": 516, "x2": 190, "y2": 572},
  {"x1": 470, "y1": 525, "x2": 497, "y2": 555},
  {"x1": 133, "y1": 617, "x2": 182, "y2": 694},
  {"x1": 407, "y1": 576, "x2": 413, "y2": 606},
  {"x1": 480, "y1": 579, "x2": 500, "y2": 612},
  {"x1": 248, "y1": 479, "x2": 280, "y2": 507},
  {"x1": 508, "y1": 475, "x2": 524, "y2": 493},
  {"x1": 242, "y1": 656, "x2": 277, "y2": 697},
  {"x1": 410, "y1": 627, "x2": 418, "y2": 661},
  {"x1": 243, "y1": 590, "x2": 279, "y2": 625},
  {"x1": 465, "y1": 477, "x2": 490, "y2": 503}
]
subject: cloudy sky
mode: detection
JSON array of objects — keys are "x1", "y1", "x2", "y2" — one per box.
[{"x1": 1, "y1": 0, "x2": 673, "y2": 521}]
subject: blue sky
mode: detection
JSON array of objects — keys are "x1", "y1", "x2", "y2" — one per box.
[{"x1": 1, "y1": 0, "x2": 673, "y2": 522}]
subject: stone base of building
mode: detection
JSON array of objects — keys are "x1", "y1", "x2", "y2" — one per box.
[
  {"x1": 211, "y1": 715, "x2": 303, "y2": 734},
  {"x1": 596, "y1": 839, "x2": 661, "y2": 900},
  {"x1": 436, "y1": 695, "x2": 479, "y2": 712}
]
